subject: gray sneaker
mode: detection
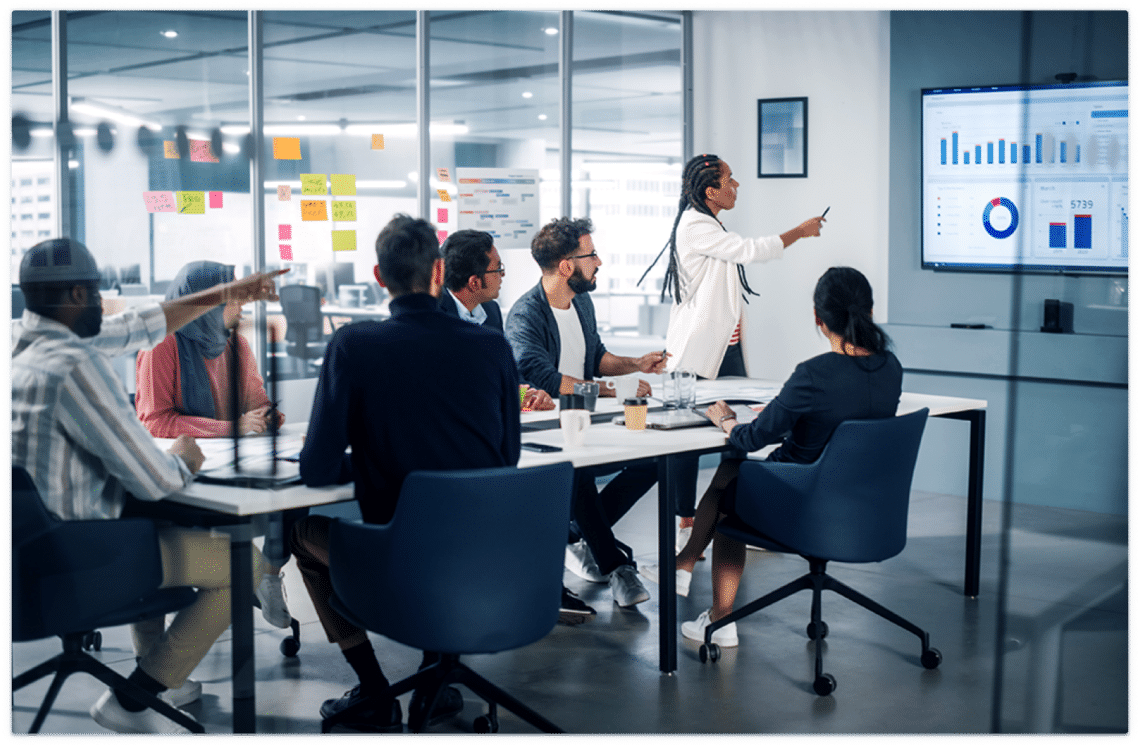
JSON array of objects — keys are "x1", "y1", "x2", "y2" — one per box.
[
  {"x1": 90, "y1": 689, "x2": 193, "y2": 734},
  {"x1": 565, "y1": 539, "x2": 608, "y2": 583},
  {"x1": 255, "y1": 571, "x2": 292, "y2": 629},
  {"x1": 609, "y1": 565, "x2": 650, "y2": 607}
]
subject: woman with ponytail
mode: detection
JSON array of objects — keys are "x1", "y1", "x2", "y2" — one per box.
[
  {"x1": 655, "y1": 154, "x2": 825, "y2": 379},
  {"x1": 639, "y1": 267, "x2": 901, "y2": 649}
]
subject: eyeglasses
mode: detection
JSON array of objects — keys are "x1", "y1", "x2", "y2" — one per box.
[
  {"x1": 567, "y1": 251, "x2": 598, "y2": 260},
  {"x1": 484, "y1": 265, "x2": 506, "y2": 275}
]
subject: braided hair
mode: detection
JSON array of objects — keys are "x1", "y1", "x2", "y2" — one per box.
[
  {"x1": 812, "y1": 267, "x2": 891, "y2": 356},
  {"x1": 639, "y1": 154, "x2": 760, "y2": 304}
]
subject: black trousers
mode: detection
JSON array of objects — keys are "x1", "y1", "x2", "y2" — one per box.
[{"x1": 571, "y1": 461, "x2": 658, "y2": 576}]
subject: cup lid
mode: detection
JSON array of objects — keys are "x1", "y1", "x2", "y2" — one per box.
[{"x1": 623, "y1": 397, "x2": 648, "y2": 406}]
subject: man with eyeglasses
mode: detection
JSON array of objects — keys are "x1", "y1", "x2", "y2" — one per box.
[{"x1": 505, "y1": 217, "x2": 668, "y2": 610}]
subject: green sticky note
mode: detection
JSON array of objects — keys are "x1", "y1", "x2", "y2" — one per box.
[
  {"x1": 176, "y1": 191, "x2": 206, "y2": 214},
  {"x1": 330, "y1": 174, "x2": 357, "y2": 196},
  {"x1": 331, "y1": 201, "x2": 357, "y2": 221},
  {"x1": 331, "y1": 230, "x2": 357, "y2": 252},
  {"x1": 300, "y1": 174, "x2": 327, "y2": 195}
]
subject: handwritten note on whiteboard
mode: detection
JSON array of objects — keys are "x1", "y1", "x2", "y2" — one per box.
[
  {"x1": 143, "y1": 191, "x2": 177, "y2": 213},
  {"x1": 177, "y1": 191, "x2": 206, "y2": 214},
  {"x1": 331, "y1": 201, "x2": 357, "y2": 221},
  {"x1": 301, "y1": 174, "x2": 327, "y2": 195},
  {"x1": 301, "y1": 200, "x2": 328, "y2": 221}
]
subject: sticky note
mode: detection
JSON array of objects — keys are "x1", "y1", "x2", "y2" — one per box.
[
  {"x1": 331, "y1": 201, "x2": 357, "y2": 221},
  {"x1": 330, "y1": 174, "x2": 356, "y2": 196},
  {"x1": 332, "y1": 230, "x2": 357, "y2": 252},
  {"x1": 176, "y1": 191, "x2": 206, "y2": 214},
  {"x1": 190, "y1": 139, "x2": 219, "y2": 163},
  {"x1": 273, "y1": 137, "x2": 302, "y2": 160},
  {"x1": 301, "y1": 174, "x2": 327, "y2": 195},
  {"x1": 278, "y1": 224, "x2": 292, "y2": 240},
  {"x1": 279, "y1": 244, "x2": 293, "y2": 261},
  {"x1": 371, "y1": 134, "x2": 385, "y2": 150},
  {"x1": 163, "y1": 141, "x2": 180, "y2": 159},
  {"x1": 438, "y1": 230, "x2": 448, "y2": 245},
  {"x1": 436, "y1": 168, "x2": 450, "y2": 182},
  {"x1": 437, "y1": 208, "x2": 448, "y2": 223},
  {"x1": 277, "y1": 185, "x2": 292, "y2": 201},
  {"x1": 301, "y1": 200, "x2": 328, "y2": 221},
  {"x1": 436, "y1": 189, "x2": 451, "y2": 203},
  {"x1": 209, "y1": 191, "x2": 223, "y2": 208},
  {"x1": 143, "y1": 191, "x2": 176, "y2": 213}
]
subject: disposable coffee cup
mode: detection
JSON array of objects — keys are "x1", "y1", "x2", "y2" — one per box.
[{"x1": 623, "y1": 397, "x2": 648, "y2": 431}]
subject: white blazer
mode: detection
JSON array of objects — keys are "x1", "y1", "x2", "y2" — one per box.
[{"x1": 664, "y1": 209, "x2": 783, "y2": 379}]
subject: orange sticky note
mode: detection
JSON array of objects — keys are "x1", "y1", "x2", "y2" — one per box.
[
  {"x1": 190, "y1": 139, "x2": 219, "y2": 163},
  {"x1": 143, "y1": 191, "x2": 176, "y2": 213},
  {"x1": 273, "y1": 137, "x2": 302, "y2": 160},
  {"x1": 277, "y1": 185, "x2": 292, "y2": 201},
  {"x1": 436, "y1": 189, "x2": 451, "y2": 203},
  {"x1": 331, "y1": 230, "x2": 357, "y2": 252},
  {"x1": 371, "y1": 134, "x2": 385, "y2": 150},
  {"x1": 301, "y1": 200, "x2": 328, "y2": 221},
  {"x1": 163, "y1": 141, "x2": 180, "y2": 159},
  {"x1": 330, "y1": 174, "x2": 356, "y2": 196}
]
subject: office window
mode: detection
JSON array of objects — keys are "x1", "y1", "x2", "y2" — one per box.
[{"x1": 37, "y1": 194, "x2": 50, "y2": 202}]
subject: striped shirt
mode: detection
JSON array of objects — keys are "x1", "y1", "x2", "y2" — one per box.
[{"x1": 11, "y1": 304, "x2": 194, "y2": 520}]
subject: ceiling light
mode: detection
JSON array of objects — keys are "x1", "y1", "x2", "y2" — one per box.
[
  {"x1": 71, "y1": 100, "x2": 162, "y2": 131},
  {"x1": 222, "y1": 142, "x2": 240, "y2": 154},
  {"x1": 538, "y1": 114, "x2": 548, "y2": 121},
  {"x1": 544, "y1": 27, "x2": 558, "y2": 35},
  {"x1": 68, "y1": 160, "x2": 79, "y2": 169},
  {"x1": 522, "y1": 91, "x2": 533, "y2": 99},
  {"x1": 30, "y1": 128, "x2": 53, "y2": 138},
  {"x1": 73, "y1": 128, "x2": 97, "y2": 137},
  {"x1": 297, "y1": 115, "x2": 306, "y2": 121},
  {"x1": 161, "y1": 30, "x2": 178, "y2": 39}
]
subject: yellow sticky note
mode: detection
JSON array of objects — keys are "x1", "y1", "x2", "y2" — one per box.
[
  {"x1": 301, "y1": 200, "x2": 328, "y2": 221},
  {"x1": 273, "y1": 137, "x2": 302, "y2": 160},
  {"x1": 330, "y1": 174, "x2": 356, "y2": 196},
  {"x1": 163, "y1": 140, "x2": 180, "y2": 159},
  {"x1": 300, "y1": 174, "x2": 327, "y2": 195},
  {"x1": 176, "y1": 191, "x2": 205, "y2": 214},
  {"x1": 436, "y1": 189, "x2": 451, "y2": 203},
  {"x1": 332, "y1": 230, "x2": 357, "y2": 252},
  {"x1": 331, "y1": 201, "x2": 357, "y2": 221},
  {"x1": 371, "y1": 134, "x2": 385, "y2": 150}
]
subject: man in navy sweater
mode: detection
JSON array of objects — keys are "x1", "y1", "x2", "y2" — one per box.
[{"x1": 291, "y1": 215, "x2": 520, "y2": 731}]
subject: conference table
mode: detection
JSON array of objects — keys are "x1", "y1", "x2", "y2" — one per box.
[{"x1": 161, "y1": 379, "x2": 986, "y2": 732}]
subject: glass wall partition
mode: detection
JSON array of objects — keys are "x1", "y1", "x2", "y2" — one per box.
[
  {"x1": 11, "y1": 11, "x2": 55, "y2": 280},
  {"x1": 428, "y1": 10, "x2": 561, "y2": 309}
]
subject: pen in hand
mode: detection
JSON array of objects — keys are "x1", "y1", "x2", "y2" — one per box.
[{"x1": 821, "y1": 206, "x2": 830, "y2": 219}]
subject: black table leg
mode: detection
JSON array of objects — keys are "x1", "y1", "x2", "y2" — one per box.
[
  {"x1": 658, "y1": 456, "x2": 676, "y2": 673},
  {"x1": 963, "y1": 410, "x2": 985, "y2": 597},
  {"x1": 229, "y1": 524, "x2": 256, "y2": 733}
]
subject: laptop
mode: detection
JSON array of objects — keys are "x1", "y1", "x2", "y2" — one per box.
[{"x1": 193, "y1": 434, "x2": 303, "y2": 488}]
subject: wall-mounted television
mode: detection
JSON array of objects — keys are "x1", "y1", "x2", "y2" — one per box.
[{"x1": 921, "y1": 80, "x2": 1128, "y2": 274}]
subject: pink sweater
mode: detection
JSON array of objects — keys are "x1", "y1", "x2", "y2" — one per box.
[{"x1": 135, "y1": 332, "x2": 272, "y2": 438}]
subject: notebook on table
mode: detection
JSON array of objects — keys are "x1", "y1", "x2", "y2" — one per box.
[{"x1": 611, "y1": 405, "x2": 762, "y2": 431}]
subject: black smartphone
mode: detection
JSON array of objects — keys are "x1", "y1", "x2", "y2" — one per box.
[{"x1": 521, "y1": 442, "x2": 563, "y2": 453}]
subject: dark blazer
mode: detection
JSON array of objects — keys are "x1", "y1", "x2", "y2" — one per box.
[
  {"x1": 299, "y1": 293, "x2": 521, "y2": 525},
  {"x1": 438, "y1": 292, "x2": 504, "y2": 332}
]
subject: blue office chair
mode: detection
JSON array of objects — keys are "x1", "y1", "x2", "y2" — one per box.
[
  {"x1": 698, "y1": 409, "x2": 941, "y2": 696},
  {"x1": 11, "y1": 467, "x2": 204, "y2": 733},
  {"x1": 325, "y1": 463, "x2": 574, "y2": 733}
]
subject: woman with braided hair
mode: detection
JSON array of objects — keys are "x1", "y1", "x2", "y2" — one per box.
[{"x1": 658, "y1": 154, "x2": 825, "y2": 379}]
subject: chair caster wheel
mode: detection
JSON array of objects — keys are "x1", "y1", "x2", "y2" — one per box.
[
  {"x1": 82, "y1": 631, "x2": 102, "y2": 651},
  {"x1": 280, "y1": 636, "x2": 300, "y2": 657},
  {"x1": 699, "y1": 643, "x2": 720, "y2": 663},
  {"x1": 813, "y1": 673, "x2": 837, "y2": 696},
  {"x1": 806, "y1": 621, "x2": 828, "y2": 640},
  {"x1": 921, "y1": 647, "x2": 942, "y2": 669},
  {"x1": 474, "y1": 714, "x2": 499, "y2": 733}
]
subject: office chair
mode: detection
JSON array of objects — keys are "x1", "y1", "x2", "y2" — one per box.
[
  {"x1": 11, "y1": 466, "x2": 205, "y2": 733},
  {"x1": 324, "y1": 463, "x2": 574, "y2": 733},
  {"x1": 697, "y1": 409, "x2": 941, "y2": 696},
  {"x1": 279, "y1": 284, "x2": 327, "y2": 373}
]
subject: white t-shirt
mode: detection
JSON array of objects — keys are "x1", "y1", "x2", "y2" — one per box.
[{"x1": 552, "y1": 303, "x2": 586, "y2": 381}]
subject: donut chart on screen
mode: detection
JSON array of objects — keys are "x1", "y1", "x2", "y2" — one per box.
[{"x1": 981, "y1": 196, "x2": 1019, "y2": 239}]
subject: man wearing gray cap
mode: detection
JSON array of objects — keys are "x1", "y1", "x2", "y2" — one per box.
[{"x1": 11, "y1": 238, "x2": 286, "y2": 733}]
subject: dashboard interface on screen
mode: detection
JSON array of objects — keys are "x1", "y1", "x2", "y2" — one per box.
[{"x1": 922, "y1": 81, "x2": 1128, "y2": 273}]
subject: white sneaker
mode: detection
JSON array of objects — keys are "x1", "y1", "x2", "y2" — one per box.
[
  {"x1": 159, "y1": 678, "x2": 201, "y2": 708},
  {"x1": 609, "y1": 565, "x2": 650, "y2": 607},
  {"x1": 90, "y1": 689, "x2": 194, "y2": 734},
  {"x1": 676, "y1": 525, "x2": 692, "y2": 554},
  {"x1": 682, "y1": 608, "x2": 739, "y2": 647},
  {"x1": 256, "y1": 571, "x2": 292, "y2": 628},
  {"x1": 638, "y1": 563, "x2": 691, "y2": 597},
  {"x1": 565, "y1": 539, "x2": 608, "y2": 583}
]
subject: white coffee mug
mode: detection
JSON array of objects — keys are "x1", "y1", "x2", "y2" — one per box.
[
  {"x1": 560, "y1": 409, "x2": 590, "y2": 448},
  {"x1": 612, "y1": 375, "x2": 638, "y2": 402}
]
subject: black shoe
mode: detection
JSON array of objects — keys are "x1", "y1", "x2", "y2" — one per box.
[
  {"x1": 558, "y1": 586, "x2": 597, "y2": 625},
  {"x1": 320, "y1": 684, "x2": 402, "y2": 732},
  {"x1": 409, "y1": 685, "x2": 464, "y2": 728}
]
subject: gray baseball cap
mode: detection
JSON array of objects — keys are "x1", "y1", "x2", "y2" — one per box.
[{"x1": 19, "y1": 238, "x2": 102, "y2": 285}]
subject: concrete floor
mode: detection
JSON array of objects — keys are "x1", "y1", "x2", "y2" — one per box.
[{"x1": 11, "y1": 470, "x2": 1127, "y2": 735}]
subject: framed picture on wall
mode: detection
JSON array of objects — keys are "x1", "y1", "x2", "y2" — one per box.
[{"x1": 757, "y1": 97, "x2": 807, "y2": 178}]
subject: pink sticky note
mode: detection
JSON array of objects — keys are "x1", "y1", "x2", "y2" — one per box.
[
  {"x1": 438, "y1": 230, "x2": 448, "y2": 245},
  {"x1": 209, "y1": 191, "x2": 223, "y2": 208},
  {"x1": 279, "y1": 244, "x2": 293, "y2": 261},
  {"x1": 143, "y1": 191, "x2": 176, "y2": 213},
  {"x1": 277, "y1": 185, "x2": 291, "y2": 201},
  {"x1": 437, "y1": 208, "x2": 448, "y2": 223},
  {"x1": 278, "y1": 224, "x2": 292, "y2": 240},
  {"x1": 190, "y1": 139, "x2": 219, "y2": 163}
]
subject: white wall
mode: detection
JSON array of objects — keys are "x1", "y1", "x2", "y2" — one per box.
[{"x1": 692, "y1": 11, "x2": 891, "y2": 381}]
